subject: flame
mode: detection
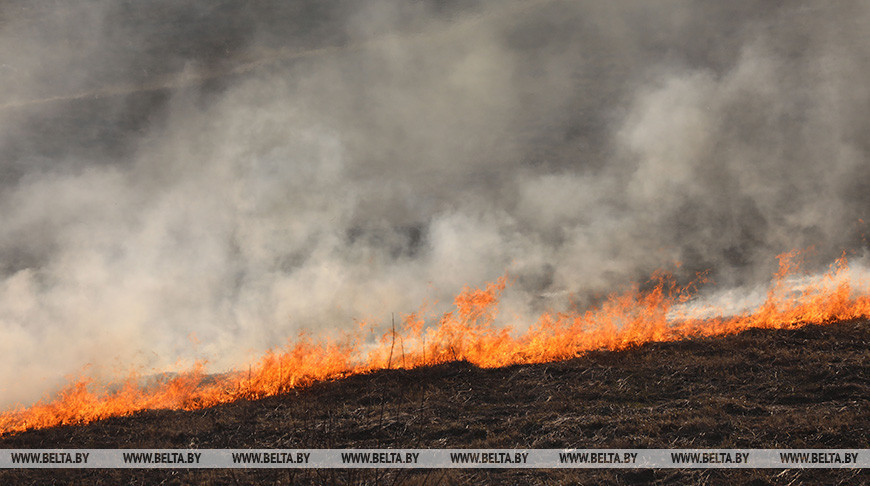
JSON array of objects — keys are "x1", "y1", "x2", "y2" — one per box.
[{"x1": 2, "y1": 251, "x2": 869, "y2": 435}]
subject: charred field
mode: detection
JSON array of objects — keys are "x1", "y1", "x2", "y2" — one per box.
[{"x1": 1, "y1": 319, "x2": 868, "y2": 485}]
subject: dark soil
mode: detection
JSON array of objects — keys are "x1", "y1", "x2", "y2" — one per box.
[{"x1": 1, "y1": 319, "x2": 869, "y2": 485}]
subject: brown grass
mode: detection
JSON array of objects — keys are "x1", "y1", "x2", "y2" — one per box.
[{"x1": 1, "y1": 319, "x2": 869, "y2": 485}]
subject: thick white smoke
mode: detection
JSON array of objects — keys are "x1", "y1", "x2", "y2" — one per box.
[{"x1": 0, "y1": 0, "x2": 867, "y2": 407}]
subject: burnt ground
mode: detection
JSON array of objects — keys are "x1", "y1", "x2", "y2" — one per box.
[{"x1": 1, "y1": 319, "x2": 869, "y2": 485}]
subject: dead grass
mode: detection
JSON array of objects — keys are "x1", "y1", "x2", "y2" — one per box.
[{"x1": 1, "y1": 319, "x2": 869, "y2": 485}]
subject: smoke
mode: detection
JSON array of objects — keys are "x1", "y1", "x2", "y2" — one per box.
[{"x1": 0, "y1": 0, "x2": 868, "y2": 406}]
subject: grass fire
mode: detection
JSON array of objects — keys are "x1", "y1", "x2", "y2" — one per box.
[
  {"x1": 0, "y1": 0, "x2": 868, "y2": 484},
  {"x1": 2, "y1": 250, "x2": 868, "y2": 437}
]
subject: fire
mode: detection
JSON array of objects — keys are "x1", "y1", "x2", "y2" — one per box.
[{"x1": 1, "y1": 251, "x2": 869, "y2": 435}]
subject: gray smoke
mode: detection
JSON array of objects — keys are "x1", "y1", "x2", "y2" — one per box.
[{"x1": 0, "y1": 0, "x2": 868, "y2": 407}]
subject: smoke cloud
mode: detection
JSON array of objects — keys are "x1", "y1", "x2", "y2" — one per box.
[{"x1": 0, "y1": 0, "x2": 868, "y2": 406}]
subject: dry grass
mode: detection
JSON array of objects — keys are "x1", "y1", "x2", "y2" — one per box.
[{"x1": 1, "y1": 319, "x2": 869, "y2": 485}]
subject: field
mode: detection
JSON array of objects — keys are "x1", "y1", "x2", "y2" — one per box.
[
  {"x1": 1, "y1": 319, "x2": 868, "y2": 485},
  {"x1": 2, "y1": 0, "x2": 869, "y2": 484}
]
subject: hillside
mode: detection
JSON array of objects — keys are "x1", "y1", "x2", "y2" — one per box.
[{"x1": 1, "y1": 319, "x2": 868, "y2": 485}]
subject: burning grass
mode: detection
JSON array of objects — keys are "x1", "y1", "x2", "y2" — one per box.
[
  {"x1": 2, "y1": 250, "x2": 869, "y2": 436},
  {"x1": 1, "y1": 316, "x2": 868, "y2": 484}
]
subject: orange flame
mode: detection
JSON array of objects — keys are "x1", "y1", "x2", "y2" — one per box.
[{"x1": 2, "y1": 251, "x2": 869, "y2": 435}]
